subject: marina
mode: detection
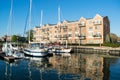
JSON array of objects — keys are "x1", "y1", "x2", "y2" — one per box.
[
  {"x1": 0, "y1": 0, "x2": 120, "y2": 80},
  {"x1": 0, "y1": 51, "x2": 120, "y2": 80},
  {"x1": 0, "y1": 42, "x2": 120, "y2": 80}
]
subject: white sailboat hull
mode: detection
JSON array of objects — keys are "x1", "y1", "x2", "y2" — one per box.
[
  {"x1": 55, "y1": 48, "x2": 71, "y2": 53},
  {"x1": 23, "y1": 48, "x2": 48, "y2": 57}
]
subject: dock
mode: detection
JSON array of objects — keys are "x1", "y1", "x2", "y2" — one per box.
[{"x1": 0, "y1": 52, "x2": 15, "y2": 62}]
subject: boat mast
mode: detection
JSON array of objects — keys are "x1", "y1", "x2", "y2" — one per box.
[
  {"x1": 58, "y1": 6, "x2": 60, "y2": 26},
  {"x1": 58, "y1": 6, "x2": 61, "y2": 44},
  {"x1": 40, "y1": 10, "x2": 43, "y2": 27},
  {"x1": 40, "y1": 10, "x2": 43, "y2": 46},
  {"x1": 29, "y1": 0, "x2": 32, "y2": 43},
  {"x1": 7, "y1": 0, "x2": 13, "y2": 43}
]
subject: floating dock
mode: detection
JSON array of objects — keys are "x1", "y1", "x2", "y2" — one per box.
[{"x1": 0, "y1": 52, "x2": 15, "y2": 62}]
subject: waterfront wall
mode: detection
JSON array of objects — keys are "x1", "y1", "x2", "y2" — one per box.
[{"x1": 70, "y1": 46, "x2": 120, "y2": 56}]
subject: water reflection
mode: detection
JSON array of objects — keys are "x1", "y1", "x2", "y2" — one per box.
[
  {"x1": 103, "y1": 58, "x2": 120, "y2": 80},
  {"x1": 1, "y1": 53, "x2": 120, "y2": 80},
  {"x1": 49, "y1": 53, "x2": 103, "y2": 80}
]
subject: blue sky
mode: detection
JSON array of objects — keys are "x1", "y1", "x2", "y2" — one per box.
[{"x1": 0, "y1": 0, "x2": 120, "y2": 37}]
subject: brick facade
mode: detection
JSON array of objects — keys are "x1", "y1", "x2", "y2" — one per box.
[{"x1": 33, "y1": 14, "x2": 110, "y2": 44}]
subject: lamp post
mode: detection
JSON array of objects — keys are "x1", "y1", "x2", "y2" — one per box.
[
  {"x1": 100, "y1": 35, "x2": 102, "y2": 47},
  {"x1": 79, "y1": 26, "x2": 82, "y2": 46}
]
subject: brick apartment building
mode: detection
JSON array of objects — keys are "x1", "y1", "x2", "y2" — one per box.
[{"x1": 33, "y1": 14, "x2": 110, "y2": 45}]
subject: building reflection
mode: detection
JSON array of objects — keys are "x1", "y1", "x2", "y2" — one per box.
[
  {"x1": 2, "y1": 53, "x2": 104, "y2": 80},
  {"x1": 2, "y1": 53, "x2": 120, "y2": 80},
  {"x1": 49, "y1": 53, "x2": 104, "y2": 80}
]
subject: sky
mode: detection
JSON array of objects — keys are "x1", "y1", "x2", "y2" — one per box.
[{"x1": 0, "y1": 0, "x2": 120, "y2": 37}]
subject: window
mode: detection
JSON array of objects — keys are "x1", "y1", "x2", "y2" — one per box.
[
  {"x1": 63, "y1": 34, "x2": 68, "y2": 38},
  {"x1": 94, "y1": 20, "x2": 101, "y2": 24},
  {"x1": 68, "y1": 34, "x2": 72, "y2": 37},
  {"x1": 75, "y1": 34, "x2": 79, "y2": 37},
  {"x1": 94, "y1": 32, "x2": 101, "y2": 37},
  {"x1": 89, "y1": 27, "x2": 93, "y2": 30},
  {"x1": 79, "y1": 22, "x2": 85, "y2": 26},
  {"x1": 80, "y1": 27, "x2": 84, "y2": 30},
  {"x1": 95, "y1": 40, "x2": 101, "y2": 43},
  {"x1": 80, "y1": 33, "x2": 85, "y2": 37},
  {"x1": 95, "y1": 26, "x2": 100, "y2": 29},
  {"x1": 88, "y1": 31, "x2": 93, "y2": 37},
  {"x1": 63, "y1": 29, "x2": 67, "y2": 32},
  {"x1": 88, "y1": 40, "x2": 93, "y2": 43}
]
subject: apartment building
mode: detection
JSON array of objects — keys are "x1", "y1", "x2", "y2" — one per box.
[{"x1": 33, "y1": 14, "x2": 110, "y2": 44}]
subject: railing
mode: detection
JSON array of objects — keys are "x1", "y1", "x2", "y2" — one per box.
[
  {"x1": 94, "y1": 21, "x2": 101, "y2": 25},
  {"x1": 62, "y1": 26, "x2": 68, "y2": 29},
  {"x1": 78, "y1": 22, "x2": 86, "y2": 27},
  {"x1": 78, "y1": 35, "x2": 86, "y2": 40},
  {"x1": 93, "y1": 34, "x2": 101, "y2": 38}
]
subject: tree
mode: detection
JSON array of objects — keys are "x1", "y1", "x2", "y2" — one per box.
[
  {"x1": 105, "y1": 34, "x2": 110, "y2": 43},
  {"x1": 110, "y1": 33, "x2": 118, "y2": 43},
  {"x1": 11, "y1": 35, "x2": 18, "y2": 42},
  {"x1": 117, "y1": 37, "x2": 120, "y2": 42}
]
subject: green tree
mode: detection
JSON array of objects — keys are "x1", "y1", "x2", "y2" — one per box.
[
  {"x1": 110, "y1": 33, "x2": 118, "y2": 43},
  {"x1": 11, "y1": 35, "x2": 18, "y2": 42},
  {"x1": 105, "y1": 34, "x2": 110, "y2": 43}
]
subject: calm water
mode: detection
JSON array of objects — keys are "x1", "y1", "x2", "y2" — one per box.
[{"x1": 0, "y1": 53, "x2": 120, "y2": 80}]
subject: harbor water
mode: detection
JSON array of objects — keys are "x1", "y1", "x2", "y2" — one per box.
[{"x1": 0, "y1": 53, "x2": 120, "y2": 80}]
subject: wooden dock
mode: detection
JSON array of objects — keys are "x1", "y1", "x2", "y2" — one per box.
[{"x1": 0, "y1": 52, "x2": 15, "y2": 62}]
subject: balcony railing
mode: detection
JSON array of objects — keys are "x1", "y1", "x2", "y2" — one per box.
[
  {"x1": 78, "y1": 22, "x2": 86, "y2": 27},
  {"x1": 78, "y1": 35, "x2": 86, "y2": 40},
  {"x1": 93, "y1": 34, "x2": 102, "y2": 38},
  {"x1": 62, "y1": 26, "x2": 68, "y2": 29},
  {"x1": 94, "y1": 20, "x2": 101, "y2": 25},
  {"x1": 43, "y1": 37, "x2": 49, "y2": 40}
]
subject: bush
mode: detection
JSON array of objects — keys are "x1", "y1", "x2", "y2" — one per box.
[{"x1": 103, "y1": 43, "x2": 120, "y2": 47}]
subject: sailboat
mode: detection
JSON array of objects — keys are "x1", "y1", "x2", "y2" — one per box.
[
  {"x1": 2, "y1": 0, "x2": 23, "y2": 58},
  {"x1": 23, "y1": 0, "x2": 48, "y2": 57},
  {"x1": 55, "y1": 6, "x2": 71, "y2": 53}
]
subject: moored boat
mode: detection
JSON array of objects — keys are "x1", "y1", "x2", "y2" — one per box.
[{"x1": 23, "y1": 42, "x2": 48, "y2": 57}]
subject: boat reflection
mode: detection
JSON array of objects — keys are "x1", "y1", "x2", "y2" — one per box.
[{"x1": 28, "y1": 57, "x2": 50, "y2": 69}]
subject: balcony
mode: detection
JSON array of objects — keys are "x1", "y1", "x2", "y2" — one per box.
[
  {"x1": 78, "y1": 22, "x2": 86, "y2": 27},
  {"x1": 94, "y1": 20, "x2": 101, "y2": 25},
  {"x1": 93, "y1": 34, "x2": 102, "y2": 38},
  {"x1": 62, "y1": 26, "x2": 68, "y2": 29},
  {"x1": 78, "y1": 35, "x2": 86, "y2": 40}
]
